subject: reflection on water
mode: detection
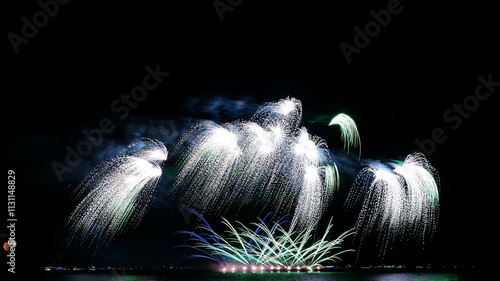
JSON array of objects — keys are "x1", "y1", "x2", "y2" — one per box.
[{"x1": 42, "y1": 271, "x2": 493, "y2": 281}]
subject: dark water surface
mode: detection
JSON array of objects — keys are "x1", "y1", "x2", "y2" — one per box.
[{"x1": 42, "y1": 271, "x2": 495, "y2": 281}]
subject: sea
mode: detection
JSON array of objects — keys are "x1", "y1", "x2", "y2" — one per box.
[{"x1": 41, "y1": 270, "x2": 495, "y2": 281}]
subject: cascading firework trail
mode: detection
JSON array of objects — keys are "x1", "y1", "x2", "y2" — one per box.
[
  {"x1": 175, "y1": 209, "x2": 355, "y2": 269},
  {"x1": 345, "y1": 152, "x2": 439, "y2": 255},
  {"x1": 173, "y1": 97, "x2": 356, "y2": 229},
  {"x1": 66, "y1": 138, "x2": 167, "y2": 246},
  {"x1": 393, "y1": 153, "x2": 439, "y2": 238},
  {"x1": 329, "y1": 113, "x2": 361, "y2": 159}
]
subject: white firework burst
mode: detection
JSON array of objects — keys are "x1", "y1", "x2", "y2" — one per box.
[
  {"x1": 346, "y1": 152, "x2": 439, "y2": 255},
  {"x1": 67, "y1": 138, "x2": 167, "y2": 246}
]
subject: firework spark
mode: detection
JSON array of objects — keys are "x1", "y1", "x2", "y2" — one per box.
[
  {"x1": 175, "y1": 209, "x2": 355, "y2": 268},
  {"x1": 393, "y1": 153, "x2": 440, "y2": 238},
  {"x1": 67, "y1": 138, "x2": 167, "y2": 246},
  {"x1": 329, "y1": 113, "x2": 361, "y2": 159},
  {"x1": 173, "y1": 97, "x2": 350, "y2": 229},
  {"x1": 345, "y1": 152, "x2": 439, "y2": 255}
]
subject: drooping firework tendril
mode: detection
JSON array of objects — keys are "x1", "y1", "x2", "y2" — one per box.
[
  {"x1": 345, "y1": 152, "x2": 440, "y2": 256},
  {"x1": 329, "y1": 113, "x2": 361, "y2": 160},
  {"x1": 66, "y1": 138, "x2": 167, "y2": 247},
  {"x1": 172, "y1": 97, "x2": 358, "y2": 229}
]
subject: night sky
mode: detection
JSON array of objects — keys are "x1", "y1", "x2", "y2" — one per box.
[{"x1": 3, "y1": 0, "x2": 499, "y2": 276}]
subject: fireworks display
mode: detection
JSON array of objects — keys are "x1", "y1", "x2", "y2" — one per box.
[
  {"x1": 63, "y1": 96, "x2": 441, "y2": 265},
  {"x1": 345, "y1": 152, "x2": 440, "y2": 255},
  {"x1": 175, "y1": 209, "x2": 355, "y2": 269},
  {"x1": 173, "y1": 97, "x2": 355, "y2": 229},
  {"x1": 66, "y1": 138, "x2": 167, "y2": 246},
  {"x1": 329, "y1": 113, "x2": 361, "y2": 159}
]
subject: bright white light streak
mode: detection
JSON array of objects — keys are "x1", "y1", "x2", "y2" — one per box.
[
  {"x1": 173, "y1": 98, "x2": 344, "y2": 230},
  {"x1": 346, "y1": 152, "x2": 439, "y2": 256},
  {"x1": 67, "y1": 138, "x2": 167, "y2": 247},
  {"x1": 329, "y1": 113, "x2": 361, "y2": 159},
  {"x1": 175, "y1": 210, "x2": 355, "y2": 268}
]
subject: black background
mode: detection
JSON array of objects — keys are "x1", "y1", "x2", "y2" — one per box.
[{"x1": 3, "y1": 0, "x2": 499, "y2": 278}]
